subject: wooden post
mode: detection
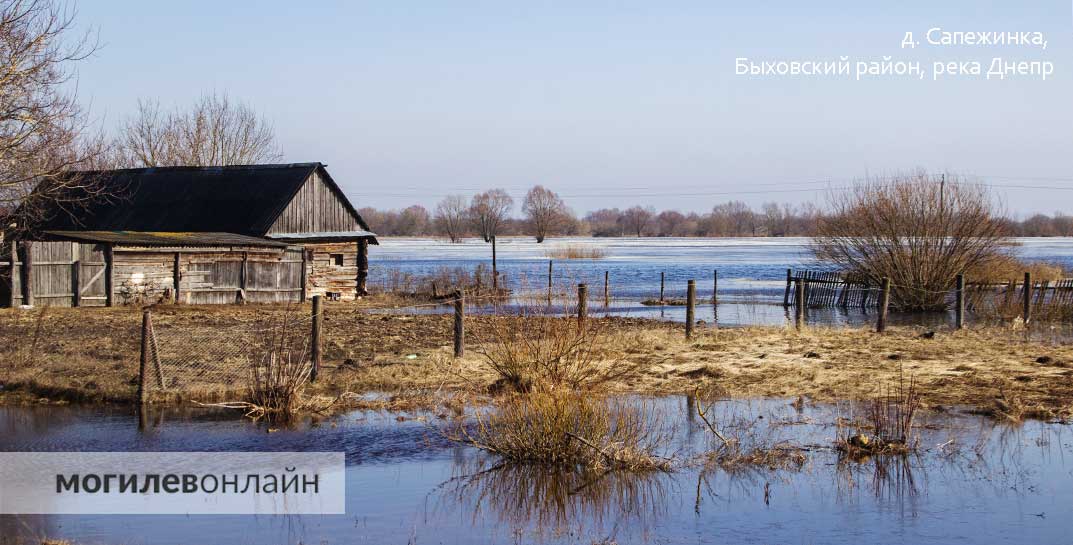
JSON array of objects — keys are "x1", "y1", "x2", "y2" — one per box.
[
  {"x1": 955, "y1": 273, "x2": 965, "y2": 329},
  {"x1": 453, "y1": 291, "x2": 464, "y2": 358},
  {"x1": 783, "y1": 268, "x2": 793, "y2": 307},
  {"x1": 18, "y1": 242, "x2": 32, "y2": 307},
  {"x1": 300, "y1": 248, "x2": 308, "y2": 303},
  {"x1": 1023, "y1": 272, "x2": 1032, "y2": 324},
  {"x1": 491, "y1": 236, "x2": 498, "y2": 292},
  {"x1": 686, "y1": 280, "x2": 696, "y2": 338},
  {"x1": 577, "y1": 283, "x2": 588, "y2": 329},
  {"x1": 356, "y1": 239, "x2": 369, "y2": 296},
  {"x1": 310, "y1": 295, "x2": 322, "y2": 382},
  {"x1": 238, "y1": 252, "x2": 248, "y2": 304},
  {"x1": 138, "y1": 309, "x2": 151, "y2": 404},
  {"x1": 795, "y1": 279, "x2": 806, "y2": 329},
  {"x1": 660, "y1": 271, "x2": 665, "y2": 303},
  {"x1": 6, "y1": 241, "x2": 16, "y2": 307},
  {"x1": 876, "y1": 277, "x2": 891, "y2": 333},
  {"x1": 173, "y1": 252, "x2": 181, "y2": 304},
  {"x1": 713, "y1": 269, "x2": 718, "y2": 304},
  {"x1": 71, "y1": 259, "x2": 81, "y2": 307},
  {"x1": 548, "y1": 260, "x2": 553, "y2": 299},
  {"x1": 104, "y1": 244, "x2": 115, "y2": 307},
  {"x1": 604, "y1": 271, "x2": 610, "y2": 307}
]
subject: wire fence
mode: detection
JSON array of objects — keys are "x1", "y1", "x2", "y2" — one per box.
[{"x1": 142, "y1": 310, "x2": 314, "y2": 399}]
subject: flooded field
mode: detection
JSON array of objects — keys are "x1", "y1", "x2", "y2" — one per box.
[
  {"x1": 2, "y1": 398, "x2": 1070, "y2": 544},
  {"x1": 368, "y1": 237, "x2": 1073, "y2": 326}
]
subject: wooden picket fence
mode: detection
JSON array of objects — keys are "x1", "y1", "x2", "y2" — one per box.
[{"x1": 783, "y1": 269, "x2": 882, "y2": 309}]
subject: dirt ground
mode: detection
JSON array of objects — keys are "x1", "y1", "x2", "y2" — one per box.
[{"x1": 2, "y1": 298, "x2": 1072, "y2": 419}]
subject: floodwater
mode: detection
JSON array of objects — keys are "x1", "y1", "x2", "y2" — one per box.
[
  {"x1": 368, "y1": 237, "x2": 1073, "y2": 326},
  {"x1": 2, "y1": 399, "x2": 1071, "y2": 544}
]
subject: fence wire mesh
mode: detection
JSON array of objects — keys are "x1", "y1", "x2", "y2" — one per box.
[{"x1": 144, "y1": 310, "x2": 314, "y2": 398}]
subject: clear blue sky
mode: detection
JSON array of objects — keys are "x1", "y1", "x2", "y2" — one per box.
[{"x1": 73, "y1": 1, "x2": 1071, "y2": 217}]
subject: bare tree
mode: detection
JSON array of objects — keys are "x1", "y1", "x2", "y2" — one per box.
[
  {"x1": 657, "y1": 210, "x2": 685, "y2": 236},
  {"x1": 469, "y1": 189, "x2": 513, "y2": 242},
  {"x1": 620, "y1": 206, "x2": 655, "y2": 237},
  {"x1": 522, "y1": 185, "x2": 571, "y2": 243},
  {"x1": 0, "y1": 0, "x2": 109, "y2": 236},
  {"x1": 434, "y1": 195, "x2": 470, "y2": 242},
  {"x1": 116, "y1": 92, "x2": 282, "y2": 167},
  {"x1": 812, "y1": 172, "x2": 1009, "y2": 311}
]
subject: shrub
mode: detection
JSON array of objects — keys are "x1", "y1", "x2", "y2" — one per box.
[
  {"x1": 452, "y1": 391, "x2": 671, "y2": 471},
  {"x1": 472, "y1": 307, "x2": 645, "y2": 394},
  {"x1": 812, "y1": 172, "x2": 1009, "y2": 311}
]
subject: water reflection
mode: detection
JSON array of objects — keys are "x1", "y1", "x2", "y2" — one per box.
[
  {"x1": 1, "y1": 399, "x2": 1072, "y2": 544},
  {"x1": 436, "y1": 459, "x2": 670, "y2": 541}
]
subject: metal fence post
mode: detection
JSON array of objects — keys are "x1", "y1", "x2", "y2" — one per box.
[
  {"x1": 660, "y1": 271, "x2": 665, "y2": 303},
  {"x1": 712, "y1": 269, "x2": 718, "y2": 304}
]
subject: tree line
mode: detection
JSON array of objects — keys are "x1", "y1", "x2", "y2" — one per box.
[{"x1": 358, "y1": 194, "x2": 1071, "y2": 240}]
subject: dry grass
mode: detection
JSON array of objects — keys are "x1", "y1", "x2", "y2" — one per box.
[
  {"x1": 3, "y1": 305, "x2": 1073, "y2": 422},
  {"x1": 447, "y1": 391, "x2": 672, "y2": 471},
  {"x1": 965, "y1": 253, "x2": 1065, "y2": 284},
  {"x1": 469, "y1": 306, "x2": 650, "y2": 394},
  {"x1": 544, "y1": 244, "x2": 607, "y2": 260}
]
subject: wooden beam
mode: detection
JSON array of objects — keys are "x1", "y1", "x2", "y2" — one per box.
[
  {"x1": 6, "y1": 241, "x2": 16, "y2": 308},
  {"x1": 173, "y1": 252, "x2": 181, "y2": 303},
  {"x1": 72, "y1": 258, "x2": 81, "y2": 307},
  {"x1": 300, "y1": 248, "x2": 307, "y2": 302},
  {"x1": 356, "y1": 239, "x2": 368, "y2": 296},
  {"x1": 18, "y1": 241, "x2": 32, "y2": 307},
  {"x1": 104, "y1": 244, "x2": 115, "y2": 307}
]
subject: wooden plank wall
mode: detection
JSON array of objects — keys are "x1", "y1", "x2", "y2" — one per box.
[
  {"x1": 305, "y1": 242, "x2": 359, "y2": 301},
  {"x1": 3, "y1": 242, "x2": 305, "y2": 307},
  {"x1": 266, "y1": 170, "x2": 362, "y2": 234}
]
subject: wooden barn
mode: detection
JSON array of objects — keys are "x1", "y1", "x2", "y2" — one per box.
[{"x1": 0, "y1": 163, "x2": 378, "y2": 307}]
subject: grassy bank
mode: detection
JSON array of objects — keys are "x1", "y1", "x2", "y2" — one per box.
[{"x1": 2, "y1": 302, "x2": 1072, "y2": 420}]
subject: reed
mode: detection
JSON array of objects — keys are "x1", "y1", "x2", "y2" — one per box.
[
  {"x1": 836, "y1": 373, "x2": 920, "y2": 455},
  {"x1": 544, "y1": 244, "x2": 607, "y2": 260}
]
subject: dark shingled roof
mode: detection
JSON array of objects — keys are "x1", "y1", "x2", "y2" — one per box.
[
  {"x1": 43, "y1": 230, "x2": 291, "y2": 248},
  {"x1": 33, "y1": 163, "x2": 370, "y2": 237}
]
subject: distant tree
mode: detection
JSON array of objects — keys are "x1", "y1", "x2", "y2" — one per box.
[
  {"x1": 522, "y1": 185, "x2": 572, "y2": 243},
  {"x1": 434, "y1": 195, "x2": 470, "y2": 242},
  {"x1": 116, "y1": 93, "x2": 282, "y2": 167},
  {"x1": 395, "y1": 205, "x2": 430, "y2": 236},
  {"x1": 584, "y1": 208, "x2": 623, "y2": 237},
  {"x1": 469, "y1": 189, "x2": 513, "y2": 242},
  {"x1": 0, "y1": 0, "x2": 109, "y2": 235},
  {"x1": 620, "y1": 206, "x2": 655, "y2": 237},
  {"x1": 657, "y1": 210, "x2": 686, "y2": 236}
]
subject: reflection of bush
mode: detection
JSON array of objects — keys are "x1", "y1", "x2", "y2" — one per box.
[{"x1": 441, "y1": 460, "x2": 669, "y2": 538}]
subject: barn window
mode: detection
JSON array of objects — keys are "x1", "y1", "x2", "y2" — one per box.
[{"x1": 330, "y1": 254, "x2": 344, "y2": 267}]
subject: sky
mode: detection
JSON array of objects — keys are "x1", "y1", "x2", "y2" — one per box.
[{"x1": 71, "y1": 1, "x2": 1071, "y2": 217}]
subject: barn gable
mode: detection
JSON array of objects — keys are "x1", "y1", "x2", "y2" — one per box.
[{"x1": 266, "y1": 166, "x2": 375, "y2": 238}]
